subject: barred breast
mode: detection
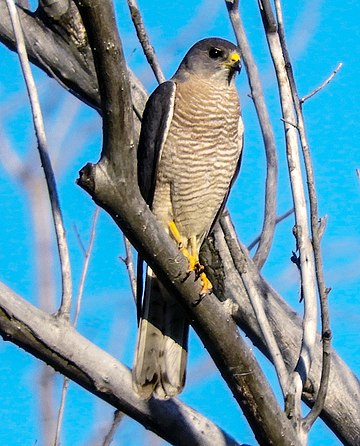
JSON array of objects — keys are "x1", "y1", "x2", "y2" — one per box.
[{"x1": 152, "y1": 77, "x2": 242, "y2": 248}]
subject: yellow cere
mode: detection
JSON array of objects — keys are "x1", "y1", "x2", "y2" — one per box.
[{"x1": 229, "y1": 52, "x2": 240, "y2": 63}]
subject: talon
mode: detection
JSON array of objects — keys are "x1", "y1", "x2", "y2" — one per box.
[
  {"x1": 199, "y1": 272, "x2": 213, "y2": 296},
  {"x1": 194, "y1": 262, "x2": 205, "y2": 278},
  {"x1": 168, "y1": 221, "x2": 212, "y2": 293}
]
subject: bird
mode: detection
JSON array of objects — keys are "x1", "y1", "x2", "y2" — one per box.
[{"x1": 133, "y1": 37, "x2": 244, "y2": 399}]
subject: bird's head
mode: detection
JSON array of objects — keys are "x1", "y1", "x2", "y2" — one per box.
[{"x1": 174, "y1": 38, "x2": 242, "y2": 85}]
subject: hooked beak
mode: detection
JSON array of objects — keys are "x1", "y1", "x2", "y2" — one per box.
[
  {"x1": 224, "y1": 51, "x2": 241, "y2": 73},
  {"x1": 227, "y1": 51, "x2": 241, "y2": 73},
  {"x1": 224, "y1": 51, "x2": 241, "y2": 84}
]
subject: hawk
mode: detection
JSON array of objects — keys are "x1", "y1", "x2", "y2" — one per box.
[{"x1": 133, "y1": 37, "x2": 244, "y2": 399}]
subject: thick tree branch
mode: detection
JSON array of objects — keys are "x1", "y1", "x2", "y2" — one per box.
[
  {"x1": 0, "y1": 282, "x2": 240, "y2": 446},
  {"x1": 0, "y1": 0, "x2": 147, "y2": 139}
]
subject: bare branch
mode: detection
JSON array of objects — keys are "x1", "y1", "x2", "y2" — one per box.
[
  {"x1": 120, "y1": 236, "x2": 137, "y2": 305},
  {"x1": 127, "y1": 0, "x2": 165, "y2": 84},
  {"x1": 221, "y1": 213, "x2": 289, "y2": 397},
  {"x1": 247, "y1": 208, "x2": 294, "y2": 251},
  {"x1": 273, "y1": 0, "x2": 331, "y2": 433},
  {"x1": 259, "y1": 1, "x2": 318, "y2": 437},
  {"x1": 73, "y1": 208, "x2": 99, "y2": 326},
  {"x1": 317, "y1": 215, "x2": 328, "y2": 241},
  {"x1": 226, "y1": 0, "x2": 278, "y2": 270},
  {"x1": 203, "y1": 217, "x2": 360, "y2": 445},
  {"x1": 275, "y1": 0, "x2": 332, "y2": 417},
  {"x1": 5, "y1": 0, "x2": 73, "y2": 318},
  {"x1": 54, "y1": 207, "x2": 99, "y2": 444},
  {"x1": 300, "y1": 63, "x2": 343, "y2": 103},
  {"x1": 101, "y1": 410, "x2": 125, "y2": 446},
  {"x1": 53, "y1": 377, "x2": 69, "y2": 446},
  {"x1": 0, "y1": 0, "x2": 148, "y2": 142},
  {"x1": 0, "y1": 282, "x2": 241, "y2": 446}
]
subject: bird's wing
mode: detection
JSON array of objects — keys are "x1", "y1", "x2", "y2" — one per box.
[
  {"x1": 137, "y1": 81, "x2": 176, "y2": 207},
  {"x1": 136, "y1": 80, "x2": 176, "y2": 319}
]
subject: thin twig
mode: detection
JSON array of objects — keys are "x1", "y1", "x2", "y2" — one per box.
[
  {"x1": 101, "y1": 410, "x2": 125, "y2": 446},
  {"x1": 73, "y1": 207, "x2": 99, "y2": 326},
  {"x1": 221, "y1": 213, "x2": 289, "y2": 397},
  {"x1": 274, "y1": 0, "x2": 331, "y2": 433},
  {"x1": 53, "y1": 377, "x2": 69, "y2": 446},
  {"x1": 248, "y1": 207, "x2": 294, "y2": 251},
  {"x1": 280, "y1": 117, "x2": 298, "y2": 129},
  {"x1": 226, "y1": 0, "x2": 278, "y2": 270},
  {"x1": 300, "y1": 63, "x2": 343, "y2": 103},
  {"x1": 54, "y1": 208, "x2": 99, "y2": 446},
  {"x1": 120, "y1": 236, "x2": 137, "y2": 304},
  {"x1": 5, "y1": 0, "x2": 72, "y2": 318},
  {"x1": 127, "y1": 0, "x2": 165, "y2": 84}
]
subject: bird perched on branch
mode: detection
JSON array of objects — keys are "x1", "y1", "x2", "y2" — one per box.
[{"x1": 133, "y1": 37, "x2": 244, "y2": 399}]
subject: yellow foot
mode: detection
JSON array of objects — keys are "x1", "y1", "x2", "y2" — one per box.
[
  {"x1": 168, "y1": 220, "x2": 213, "y2": 295},
  {"x1": 200, "y1": 271, "x2": 213, "y2": 296}
]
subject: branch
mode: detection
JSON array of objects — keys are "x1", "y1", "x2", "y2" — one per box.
[
  {"x1": 101, "y1": 410, "x2": 125, "y2": 446},
  {"x1": 247, "y1": 207, "x2": 294, "y2": 251},
  {"x1": 0, "y1": 282, "x2": 241, "y2": 446},
  {"x1": 54, "y1": 207, "x2": 99, "y2": 445},
  {"x1": 121, "y1": 236, "x2": 137, "y2": 304},
  {"x1": 0, "y1": 0, "x2": 148, "y2": 140},
  {"x1": 259, "y1": 1, "x2": 318, "y2": 435},
  {"x1": 201, "y1": 219, "x2": 360, "y2": 445},
  {"x1": 300, "y1": 63, "x2": 343, "y2": 103},
  {"x1": 272, "y1": 0, "x2": 332, "y2": 430},
  {"x1": 126, "y1": 0, "x2": 165, "y2": 84},
  {"x1": 220, "y1": 213, "x2": 289, "y2": 397},
  {"x1": 226, "y1": 0, "x2": 278, "y2": 270},
  {"x1": 5, "y1": 0, "x2": 72, "y2": 317}
]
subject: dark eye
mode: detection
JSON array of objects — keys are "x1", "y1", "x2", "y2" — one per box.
[{"x1": 209, "y1": 47, "x2": 224, "y2": 59}]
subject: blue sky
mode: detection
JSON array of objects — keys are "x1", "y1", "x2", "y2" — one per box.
[{"x1": 0, "y1": 0, "x2": 359, "y2": 445}]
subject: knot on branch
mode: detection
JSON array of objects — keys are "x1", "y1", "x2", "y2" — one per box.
[
  {"x1": 77, "y1": 162, "x2": 96, "y2": 194},
  {"x1": 323, "y1": 329, "x2": 332, "y2": 341}
]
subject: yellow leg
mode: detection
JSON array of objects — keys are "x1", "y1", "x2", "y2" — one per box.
[
  {"x1": 168, "y1": 221, "x2": 213, "y2": 295},
  {"x1": 168, "y1": 220, "x2": 194, "y2": 267}
]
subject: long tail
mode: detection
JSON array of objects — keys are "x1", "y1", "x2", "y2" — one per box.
[{"x1": 132, "y1": 267, "x2": 189, "y2": 399}]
